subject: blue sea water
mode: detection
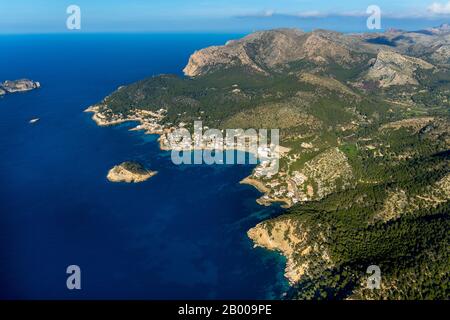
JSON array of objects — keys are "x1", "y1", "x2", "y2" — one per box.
[{"x1": 0, "y1": 34, "x2": 288, "y2": 299}]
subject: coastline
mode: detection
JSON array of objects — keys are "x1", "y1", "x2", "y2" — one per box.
[
  {"x1": 247, "y1": 219, "x2": 306, "y2": 285},
  {"x1": 107, "y1": 163, "x2": 158, "y2": 183},
  {"x1": 86, "y1": 103, "x2": 297, "y2": 291},
  {"x1": 240, "y1": 177, "x2": 292, "y2": 208},
  {"x1": 85, "y1": 103, "x2": 298, "y2": 285},
  {"x1": 85, "y1": 104, "x2": 289, "y2": 206}
]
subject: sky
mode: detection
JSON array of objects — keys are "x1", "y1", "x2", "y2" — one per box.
[{"x1": 1, "y1": 0, "x2": 450, "y2": 33}]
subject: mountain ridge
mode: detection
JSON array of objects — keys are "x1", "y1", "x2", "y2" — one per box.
[{"x1": 87, "y1": 25, "x2": 450, "y2": 300}]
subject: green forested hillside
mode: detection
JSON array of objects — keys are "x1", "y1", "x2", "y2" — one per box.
[{"x1": 90, "y1": 27, "x2": 450, "y2": 299}]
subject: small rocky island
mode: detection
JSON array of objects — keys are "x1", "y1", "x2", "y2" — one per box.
[
  {"x1": 107, "y1": 161, "x2": 157, "y2": 183},
  {"x1": 88, "y1": 26, "x2": 450, "y2": 299},
  {"x1": 0, "y1": 79, "x2": 40, "y2": 95}
]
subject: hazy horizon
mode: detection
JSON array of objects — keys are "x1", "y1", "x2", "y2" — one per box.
[{"x1": 2, "y1": 0, "x2": 450, "y2": 34}]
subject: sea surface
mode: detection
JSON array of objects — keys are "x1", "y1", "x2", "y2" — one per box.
[{"x1": 0, "y1": 34, "x2": 288, "y2": 299}]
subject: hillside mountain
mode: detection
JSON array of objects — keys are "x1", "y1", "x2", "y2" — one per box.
[
  {"x1": 184, "y1": 26, "x2": 450, "y2": 78},
  {"x1": 364, "y1": 50, "x2": 434, "y2": 87},
  {"x1": 88, "y1": 26, "x2": 450, "y2": 300},
  {"x1": 183, "y1": 29, "x2": 372, "y2": 77}
]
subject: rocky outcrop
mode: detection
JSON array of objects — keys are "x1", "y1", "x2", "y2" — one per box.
[
  {"x1": 107, "y1": 161, "x2": 157, "y2": 183},
  {"x1": 365, "y1": 50, "x2": 434, "y2": 87},
  {"x1": 430, "y1": 44, "x2": 450, "y2": 64},
  {"x1": 373, "y1": 189, "x2": 409, "y2": 223},
  {"x1": 248, "y1": 217, "x2": 332, "y2": 284},
  {"x1": 248, "y1": 218, "x2": 306, "y2": 284},
  {"x1": 0, "y1": 79, "x2": 40, "y2": 93},
  {"x1": 425, "y1": 23, "x2": 450, "y2": 35},
  {"x1": 302, "y1": 148, "x2": 354, "y2": 200},
  {"x1": 301, "y1": 32, "x2": 360, "y2": 66},
  {"x1": 372, "y1": 173, "x2": 450, "y2": 224},
  {"x1": 183, "y1": 42, "x2": 267, "y2": 77},
  {"x1": 183, "y1": 29, "x2": 366, "y2": 77}
]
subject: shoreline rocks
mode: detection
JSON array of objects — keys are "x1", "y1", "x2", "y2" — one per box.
[
  {"x1": 0, "y1": 79, "x2": 40, "y2": 94},
  {"x1": 107, "y1": 161, "x2": 157, "y2": 183},
  {"x1": 247, "y1": 218, "x2": 308, "y2": 285}
]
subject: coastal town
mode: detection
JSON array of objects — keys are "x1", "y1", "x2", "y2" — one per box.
[
  {"x1": 80, "y1": 24, "x2": 450, "y2": 300},
  {"x1": 85, "y1": 102, "x2": 356, "y2": 207}
]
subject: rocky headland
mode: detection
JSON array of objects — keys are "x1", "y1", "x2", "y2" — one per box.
[
  {"x1": 0, "y1": 79, "x2": 40, "y2": 94},
  {"x1": 107, "y1": 161, "x2": 157, "y2": 183}
]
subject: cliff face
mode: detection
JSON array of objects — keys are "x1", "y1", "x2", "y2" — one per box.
[
  {"x1": 183, "y1": 26, "x2": 450, "y2": 80},
  {"x1": 248, "y1": 217, "x2": 332, "y2": 284},
  {"x1": 183, "y1": 29, "x2": 368, "y2": 77},
  {"x1": 90, "y1": 25, "x2": 450, "y2": 299},
  {"x1": 183, "y1": 43, "x2": 268, "y2": 77}
]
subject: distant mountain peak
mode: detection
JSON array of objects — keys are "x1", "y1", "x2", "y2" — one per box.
[
  {"x1": 183, "y1": 28, "x2": 364, "y2": 77},
  {"x1": 425, "y1": 23, "x2": 450, "y2": 35}
]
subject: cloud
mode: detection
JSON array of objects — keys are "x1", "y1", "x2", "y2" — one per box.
[
  {"x1": 295, "y1": 11, "x2": 326, "y2": 18},
  {"x1": 236, "y1": 3, "x2": 450, "y2": 21},
  {"x1": 428, "y1": 1, "x2": 450, "y2": 15},
  {"x1": 238, "y1": 10, "x2": 365, "y2": 19},
  {"x1": 262, "y1": 10, "x2": 275, "y2": 17},
  {"x1": 239, "y1": 9, "x2": 276, "y2": 17}
]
